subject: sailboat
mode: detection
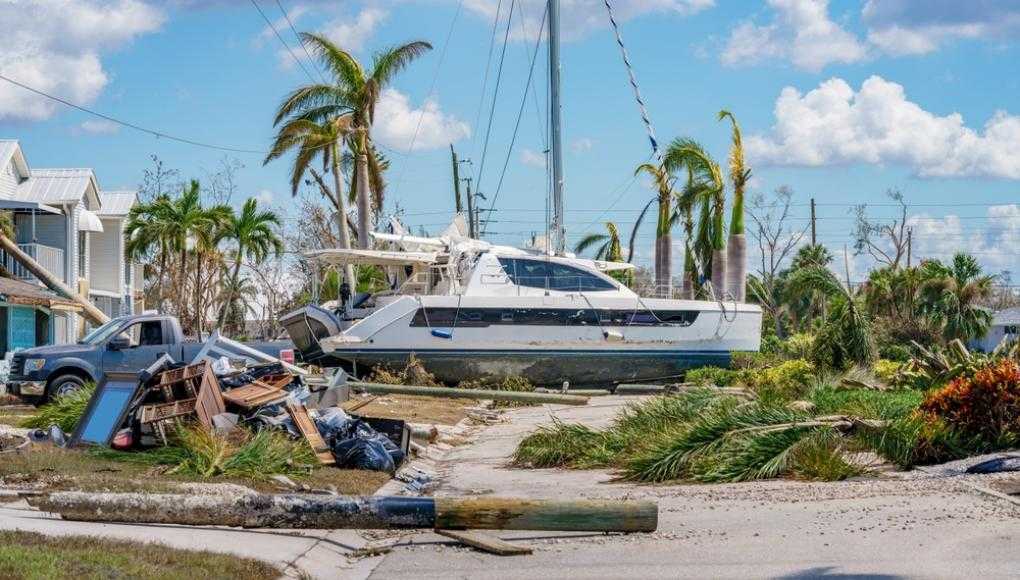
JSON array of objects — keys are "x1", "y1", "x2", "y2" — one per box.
[{"x1": 281, "y1": 0, "x2": 762, "y2": 387}]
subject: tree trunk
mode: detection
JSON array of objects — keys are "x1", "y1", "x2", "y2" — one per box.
[
  {"x1": 726, "y1": 234, "x2": 746, "y2": 302},
  {"x1": 193, "y1": 250, "x2": 204, "y2": 337},
  {"x1": 355, "y1": 130, "x2": 372, "y2": 250},
  {"x1": 0, "y1": 234, "x2": 109, "y2": 325},
  {"x1": 681, "y1": 246, "x2": 695, "y2": 299},
  {"x1": 217, "y1": 246, "x2": 245, "y2": 328},
  {"x1": 331, "y1": 143, "x2": 357, "y2": 293},
  {"x1": 711, "y1": 248, "x2": 727, "y2": 300}
]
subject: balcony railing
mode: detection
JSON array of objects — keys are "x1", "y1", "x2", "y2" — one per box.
[{"x1": 1, "y1": 243, "x2": 65, "y2": 286}]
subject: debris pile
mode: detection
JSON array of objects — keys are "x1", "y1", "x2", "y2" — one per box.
[{"x1": 68, "y1": 357, "x2": 408, "y2": 474}]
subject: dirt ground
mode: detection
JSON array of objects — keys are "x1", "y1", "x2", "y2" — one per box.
[{"x1": 344, "y1": 394, "x2": 476, "y2": 425}]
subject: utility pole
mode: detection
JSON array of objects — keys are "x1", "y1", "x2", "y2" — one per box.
[
  {"x1": 906, "y1": 227, "x2": 912, "y2": 267},
  {"x1": 843, "y1": 244, "x2": 852, "y2": 290},
  {"x1": 450, "y1": 145, "x2": 463, "y2": 214},
  {"x1": 549, "y1": 0, "x2": 565, "y2": 256},
  {"x1": 462, "y1": 176, "x2": 475, "y2": 238},
  {"x1": 810, "y1": 198, "x2": 817, "y2": 246}
]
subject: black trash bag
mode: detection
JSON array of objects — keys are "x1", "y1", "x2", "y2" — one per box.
[
  {"x1": 332, "y1": 436, "x2": 395, "y2": 473},
  {"x1": 325, "y1": 417, "x2": 405, "y2": 471},
  {"x1": 315, "y1": 407, "x2": 353, "y2": 442}
]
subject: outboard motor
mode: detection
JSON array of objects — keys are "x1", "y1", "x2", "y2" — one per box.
[{"x1": 279, "y1": 304, "x2": 343, "y2": 364}]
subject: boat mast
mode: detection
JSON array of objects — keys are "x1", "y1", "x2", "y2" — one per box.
[{"x1": 549, "y1": 0, "x2": 565, "y2": 256}]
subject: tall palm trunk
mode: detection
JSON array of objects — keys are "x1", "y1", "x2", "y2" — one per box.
[
  {"x1": 711, "y1": 197, "x2": 727, "y2": 300},
  {"x1": 331, "y1": 142, "x2": 358, "y2": 292},
  {"x1": 726, "y1": 181, "x2": 746, "y2": 303},
  {"x1": 681, "y1": 206, "x2": 696, "y2": 299},
  {"x1": 194, "y1": 250, "x2": 204, "y2": 337},
  {"x1": 654, "y1": 195, "x2": 672, "y2": 297},
  {"x1": 354, "y1": 129, "x2": 372, "y2": 250},
  {"x1": 217, "y1": 244, "x2": 246, "y2": 327}
]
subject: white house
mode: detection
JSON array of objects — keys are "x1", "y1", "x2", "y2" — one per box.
[
  {"x1": 0, "y1": 139, "x2": 138, "y2": 346},
  {"x1": 972, "y1": 307, "x2": 1020, "y2": 353}
]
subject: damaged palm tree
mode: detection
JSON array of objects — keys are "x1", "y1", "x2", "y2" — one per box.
[{"x1": 26, "y1": 492, "x2": 657, "y2": 533}]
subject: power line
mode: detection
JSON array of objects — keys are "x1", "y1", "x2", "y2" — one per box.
[
  {"x1": 469, "y1": 0, "x2": 505, "y2": 163},
  {"x1": 273, "y1": 0, "x2": 325, "y2": 83},
  {"x1": 0, "y1": 73, "x2": 265, "y2": 155},
  {"x1": 249, "y1": 0, "x2": 317, "y2": 84}
]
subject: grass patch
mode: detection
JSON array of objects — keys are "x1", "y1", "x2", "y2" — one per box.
[
  {"x1": 0, "y1": 530, "x2": 279, "y2": 580},
  {"x1": 20, "y1": 385, "x2": 94, "y2": 432},
  {"x1": 809, "y1": 386, "x2": 923, "y2": 420},
  {"x1": 459, "y1": 375, "x2": 537, "y2": 408}
]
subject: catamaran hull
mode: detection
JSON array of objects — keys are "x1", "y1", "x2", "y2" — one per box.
[{"x1": 321, "y1": 348, "x2": 733, "y2": 387}]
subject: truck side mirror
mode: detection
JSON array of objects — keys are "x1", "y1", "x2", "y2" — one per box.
[{"x1": 108, "y1": 336, "x2": 131, "y2": 351}]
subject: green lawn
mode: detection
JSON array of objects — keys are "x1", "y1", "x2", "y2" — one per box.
[{"x1": 0, "y1": 531, "x2": 280, "y2": 580}]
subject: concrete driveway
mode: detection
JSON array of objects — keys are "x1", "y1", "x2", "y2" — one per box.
[{"x1": 369, "y1": 397, "x2": 1020, "y2": 579}]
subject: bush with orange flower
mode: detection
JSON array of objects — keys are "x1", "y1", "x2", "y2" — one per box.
[{"x1": 918, "y1": 359, "x2": 1020, "y2": 444}]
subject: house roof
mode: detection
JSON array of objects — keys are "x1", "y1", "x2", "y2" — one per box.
[
  {"x1": 0, "y1": 276, "x2": 81, "y2": 310},
  {"x1": 0, "y1": 140, "x2": 29, "y2": 185},
  {"x1": 16, "y1": 168, "x2": 100, "y2": 206},
  {"x1": 97, "y1": 191, "x2": 137, "y2": 216},
  {"x1": 993, "y1": 307, "x2": 1020, "y2": 326}
]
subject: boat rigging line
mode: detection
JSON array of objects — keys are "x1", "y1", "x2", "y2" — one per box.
[
  {"x1": 481, "y1": 4, "x2": 548, "y2": 237},
  {"x1": 473, "y1": 0, "x2": 517, "y2": 209},
  {"x1": 603, "y1": 0, "x2": 659, "y2": 157}
]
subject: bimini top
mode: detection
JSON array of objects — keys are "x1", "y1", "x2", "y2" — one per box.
[{"x1": 304, "y1": 248, "x2": 440, "y2": 267}]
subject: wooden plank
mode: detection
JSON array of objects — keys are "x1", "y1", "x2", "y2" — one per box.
[
  {"x1": 139, "y1": 399, "x2": 197, "y2": 424},
  {"x1": 348, "y1": 383, "x2": 590, "y2": 406},
  {"x1": 194, "y1": 366, "x2": 225, "y2": 429},
  {"x1": 435, "y1": 529, "x2": 533, "y2": 556},
  {"x1": 285, "y1": 401, "x2": 335, "y2": 465},
  {"x1": 342, "y1": 395, "x2": 379, "y2": 413},
  {"x1": 222, "y1": 382, "x2": 286, "y2": 408}
]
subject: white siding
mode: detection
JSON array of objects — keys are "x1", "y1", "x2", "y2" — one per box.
[
  {"x1": 89, "y1": 218, "x2": 121, "y2": 293},
  {"x1": 14, "y1": 213, "x2": 67, "y2": 250},
  {"x1": 1, "y1": 159, "x2": 19, "y2": 198}
]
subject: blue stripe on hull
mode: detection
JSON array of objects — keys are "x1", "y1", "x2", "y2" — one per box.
[{"x1": 331, "y1": 349, "x2": 734, "y2": 388}]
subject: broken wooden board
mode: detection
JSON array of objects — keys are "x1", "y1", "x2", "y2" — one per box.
[
  {"x1": 435, "y1": 529, "x2": 533, "y2": 556},
  {"x1": 139, "y1": 399, "x2": 197, "y2": 424},
  {"x1": 156, "y1": 361, "x2": 207, "y2": 402},
  {"x1": 222, "y1": 381, "x2": 287, "y2": 408},
  {"x1": 194, "y1": 366, "x2": 225, "y2": 428},
  {"x1": 285, "y1": 401, "x2": 335, "y2": 465}
]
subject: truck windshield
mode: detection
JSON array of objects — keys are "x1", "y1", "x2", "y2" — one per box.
[{"x1": 79, "y1": 318, "x2": 127, "y2": 345}]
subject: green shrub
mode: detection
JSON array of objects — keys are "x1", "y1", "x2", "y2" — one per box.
[
  {"x1": 872, "y1": 359, "x2": 903, "y2": 384},
  {"x1": 788, "y1": 431, "x2": 864, "y2": 481},
  {"x1": 685, "y1": 366, "x2": 741, "y2": 387},
  {"x1": 810, "y1": 386, "x2": 923, "y2": 421},
  {"x1": 21, "y1": 384, "x2": 95, "y2": 433},
  {"x1": 780, "y1": 333, "x2": 815, "y2": 360},
  {"x1": 744, "y1": 359, "x2": 816, "y2": 399}
]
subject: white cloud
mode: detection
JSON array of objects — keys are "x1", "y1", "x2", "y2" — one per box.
[
  {"x1": 373, "y1": 88, "x2": 471, "y2": 152},
  {"x1": 747, "y1": 75, "x2": 1020, "y2": 179},
  {"x1": 0, "y1": 0, "x2": 164, "y2": 121},
  {"x1": 906, "y1": 205, "x2": 1020, "y2": 275},
  {"x1": 256, "y1": 189, "x2": 275, "y2": 205},
  {"x1": 570, "y1": 137, "x2": 594, "y2": 154},
  {"x1": 863, "y1": 0, "x2": 1020, "y2": 56},
  {"x1": 465, "y1": 0, "x2": 714, "y2": 42},
  {"x1": 722, "y1": 0, "x2": 867, "y2": 72},
  {"x1": 520, "y1": 148, "x2": 546, "y2": 168},
  {"x1": 78, "y1": 119, "x2": 120, "y2": 134},
  {"x1": 321, "y1": 7, "x2": 388, "y2": 52}
]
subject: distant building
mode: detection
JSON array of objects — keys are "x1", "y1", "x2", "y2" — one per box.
[{"x1": 972, "y1": 307, "x2": 1020, "y2": 352}]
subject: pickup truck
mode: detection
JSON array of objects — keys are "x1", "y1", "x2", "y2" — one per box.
[{"x1": 7, "y1": 313, "x2": 295, "y2": 402}]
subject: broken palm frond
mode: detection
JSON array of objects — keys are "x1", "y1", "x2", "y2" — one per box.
[
  {"x1": 366, "y1": 355, "x2": 441, "y2": 387},
  {"x1": 27, "y1": 492, "x2": 658, "y2": 533},
  {"x1": 98, "y1": 425, "x2": 318, "y2": 480},
  {"x1": 20, "y1": 384, "x2": 96, "y2": 432},
  {"x1": 893, "y1": 338, "x2": 1002, "y2": 388}
]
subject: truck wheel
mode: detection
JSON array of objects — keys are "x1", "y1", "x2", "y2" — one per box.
[{"x1": 47, "y1": 375, "x2": 87, "y2": 401}]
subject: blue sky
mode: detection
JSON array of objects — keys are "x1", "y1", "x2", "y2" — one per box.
[{"x1": 1, "y1": 0, "x2": 1018, "y2": 280}]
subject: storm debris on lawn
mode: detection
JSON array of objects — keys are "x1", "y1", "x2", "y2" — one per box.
[{"x1": 30, "y1": 359, "x2": 411, "y2": 476}]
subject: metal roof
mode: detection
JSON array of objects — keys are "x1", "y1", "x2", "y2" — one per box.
[
  {"x1": 0, "y1": 140, "x2": 17, "y2": 171},
  {"x1": 16, "y1": 168, "x2": 98, "y2": 205},
  {"x1": 97, "y1": 191, "x2": 137, "y2": 216},
  {"x1": 993, "y1": 307, "x2": 1020, "y2": 326}
]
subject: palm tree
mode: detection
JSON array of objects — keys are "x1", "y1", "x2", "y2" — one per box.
[
  {"x1": 635, "y1": 162, "x2": 676, "y2": 297},
  {"x1": 217, "y1": 271, "x2": 259, "y2": 337},
  {"x1": 126, "y1": 194, "x2": 176, "y2": 309},
  {"x1": 574, "y1": 222, "x2": 623, "y2": 262},
  {"x1": 788, "y1": 265, "x2": 875, "y2": 368},
  {"x1": 264, "y1": 115, "x2": 356, "y2": 287},
  {"x1": 674, "y1": 168, "x2": 714, "y2": 299},
  {"x1": 273, "y1": 33, "x2": 432, "y2": 247},
  {"x1": 664, "y1": 138, "x2": 726, "y2": 299},
  {"x1": 920, "y1": 253, "x2": 995, "y2": 342},
  {"x1": 216, "y1": 198, "x2": 284, "y2": 327},
  {"x1": 719, "y1": 110, "x2": 751, "y2": 302}
]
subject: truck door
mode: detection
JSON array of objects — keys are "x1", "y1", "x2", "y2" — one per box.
[{"x1": 102, "y1": 319, "x2": 174, "y2": 374}]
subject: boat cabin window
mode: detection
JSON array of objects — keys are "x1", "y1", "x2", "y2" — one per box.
[{"x1": 497, "y1": 258, "x2": 616, "y2": 291}]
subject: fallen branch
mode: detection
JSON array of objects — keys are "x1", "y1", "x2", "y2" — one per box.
[{"x1": 26, "y1": 492, "x2": 657, "y2": 533}]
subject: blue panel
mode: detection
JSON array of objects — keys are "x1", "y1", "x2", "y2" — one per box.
[
  {"x1": 10, "y1": 307, "x2": 36, "y2": 350},
  {"x1": 78, "y1": 383, "x2": 135, "y2": 444}
]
